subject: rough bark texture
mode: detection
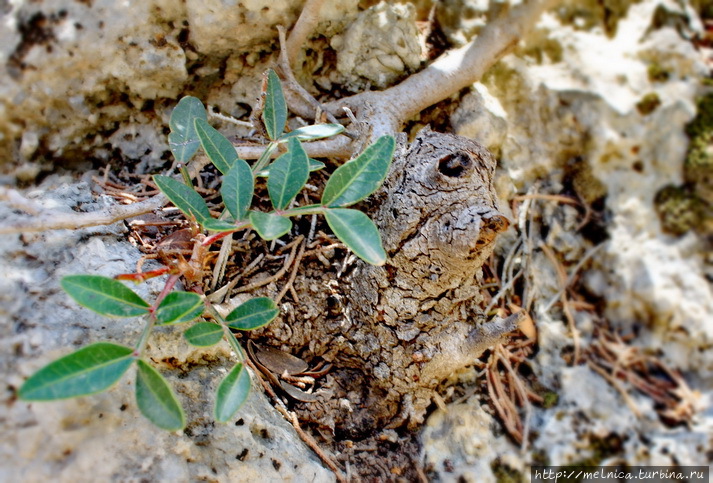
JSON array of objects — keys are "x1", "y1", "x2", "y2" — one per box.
[{"x1": 270, "y1": 128, "x2": 516, "y2": 437}]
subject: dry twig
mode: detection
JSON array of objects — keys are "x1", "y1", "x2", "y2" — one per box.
[
  {"x1": 485, "y1": 339, "x2": 540, "y2": 445},
  {"x1": 275, "y1": 238, "x2": 306, "y2": 304},
  {"x1": 540, "y1": 242, "x2": 581, "y2": 363}
]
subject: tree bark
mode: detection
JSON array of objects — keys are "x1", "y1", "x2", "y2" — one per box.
[{"x1": 272, "y1": 128, "x2": 516, "y2": 437}]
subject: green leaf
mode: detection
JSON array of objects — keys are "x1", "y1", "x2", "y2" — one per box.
[
  {"x1": 321, "y1": 135, "x2": 395, "y2": 207},
  {"x1": 249, "y1": 211, "x2": 292, "y2": 240},
  {"x1": 153, "y1": 175, "x2": 211, "y2": 224},
  {"x1": 252, "y1": 142, "x2": 279, "y2": 175},
  {"x1": 222, "y1": 159, "x2": 253, "y2": 221},
  {"x1": 226, "y1": 297, "x2": 279, "y2": 330},
  {"x1": 267, "y1": 137, "x2": 309, "y2": 210},
  {"x1": 168, "y1": 96, "x2": 207, "y2": 163},
  {"x1": 184, "y1": 322, "x2": 224, "y2": 347},
  {"x1": 202, "y1": 218, "x2": 241, "y2": 232},
  {"x1": 256, "y1": 158, "x2": 325, "y2": 177},
  {"x1": 325, "y1": 208, "x2": 386, "y2": 266},
  {"x1": 214, "y1": 363, "x2": 251, "y2": 422},
  {"x1": 135, "y1": 360, "x2": 185, "y2": 431},
  {"x1": 61, "y1": 275, "x2": 149, "y2": 317},
  {"x1": 155, "y1": 292, "x2": 204, "y2": 325},
  {"x1": 194, "y1": 118, "x2": 238, "y2": 174},
  {"x1": 279, "y1": 124, "x2": 345, "y2": 142},
  {"x1": 263, "y1": 69, "x2": 287, "y2": 140},
  {"x1": 19, "y1": 342, "x2": 135, "y2": 400}
]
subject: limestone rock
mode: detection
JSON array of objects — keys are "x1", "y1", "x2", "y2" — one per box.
[
  {"x1": 330, "y1": 2, "x2": 421, "y2": 91},
  {"x1": 0, "y1": 0, "x2": 359, "y2": 168},
  {"x1": 422, "y1": 401, "x2": 516, "y2": 482},
  {"x1": 186, "y1": 0, "x2": 303, "y2": 56},
  {"x1": 1, "y1": 1, "x2": 189, "y2": 164},
  {"x1": 430, "y1": 0, "x2": 713, "y2": 478}
]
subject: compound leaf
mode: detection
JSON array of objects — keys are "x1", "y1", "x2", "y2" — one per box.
[
  {"x1": 321, "y1": 135, "x2": 395, "y2": 207},
  {"x1": 61, "y1": 275, "x2": 149, "y2": 317},
  {"x1": 263, "y1": 69, "x2": 287, "y2": 140},
  {"x1": 226, "y1": 297, "x2": 279, "y2": 331},
  {"x1": 194, "y1": 118, "x2": 238, "y2": 174},
  {"x1": 155, "y1": 292, "x2": 204, "y2": 325},
  {"x1": 184, "y1": 322, "x2": 224, "y2": 347},
  {"x1": 135, "y1": 360, "x2": 185, "y2": 431},
  {"x1": 168, "y1": 96, "x2": 207, "y2": 163},
  {"x1": 267, "y1": 137, "x2": 309, "y2": 210},
  {"x1": 153, "y1": 175, "x2": 211, "y2": 224},
  {"x1": 249, "y1": 211, "x2": 292, "y2": 240},
  {"x1": 214, "y1": 363, "x2": 251, "y2": 423},
  {"x1": 19, "y1": 342, "x2": 135, "y2": 401},
  {"x1": 222, "y1": 159, "x2": 253, "y2": 221},
  {"x1": 325, "y1": 208, "x2": 386, "y2": 266}
]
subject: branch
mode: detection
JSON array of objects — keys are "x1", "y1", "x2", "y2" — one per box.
[
  {"x1": 235, "y1": 135, "x2": 352, "y2": 160},
  {"x1": 0, "y1": 193, "x2": 166, "y2": 234},
  {"x1": 1, "y1": 0, "x2": 556, "y2": 235},
  {"x1": 0, "y1": 135, "x2": 354, "y2": 234},
  {"x1": 276, "y1": 26, "x2": 340, "y2": 125},
  {"x1": 286, "y1": 0, "x2": 325, "y2": 69},
  {"x1": 325, "y1": 0, "x2": 558, "y2": 129},
  {"x1": 0, "y1": 153, "x2": 210, "y2": 234}
]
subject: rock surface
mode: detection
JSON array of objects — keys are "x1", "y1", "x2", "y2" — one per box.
[
  {"x1": 426, "y1": 0, "x2": 712, "y2": 480},
  {"x1": 330, "y1": 2, "x2": 421, "y2": 91}
]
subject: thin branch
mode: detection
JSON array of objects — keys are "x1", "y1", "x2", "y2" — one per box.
[
  {"x1": 0, "y1": 193, "x2": 167, "y2": 234},
  {"x1": 277, "y1": 26, "x2": 341, "y2": 125},
  {"x1": 287, "y1": 411, "x2": 346, "y2": 482},
  {"x1": 540, "y1": 242, "x2": 581, "y2": 363},
  {"x1": 325, "y1": 0, "x2": 558, "y2": 130},
  {"x1": 0, "y1": 153, "x2": 212, "y2": 234},
  {"x1": 275, "y1": 238, "x2": 306, "y2": 304},
  {"x1": 235, "y1": 136, "x2": 352, "y2": 160},
  {"x1": 0, "y1": 134, "x2": 351, "y2": 235},
  {"x1": 234, "y1": 236, "x2": 303, "y2": 294},
  {"x1": 286, "y1": 0, "x2": 325, "y2": 70}
]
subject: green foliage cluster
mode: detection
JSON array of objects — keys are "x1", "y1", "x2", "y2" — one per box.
[
  {"x1": 655, "y1": 93, "x2": 713, "y2": 236},
  {"x1": 19, "y1": 70, "x2": 395, "y2": 430}
]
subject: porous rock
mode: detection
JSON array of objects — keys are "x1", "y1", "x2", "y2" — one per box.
[
  {"x1": 330, "y1": 2, "x2": 421, "y2": 91},
  {"x1": 453, "y1": 0, "x2": 713, "y2": 369},
  {"x1": 1, "y1": 0, "x2": 188, "y2": 165},
  {"x1": 0, "y1": 0, "x2": 359, "y2": 168}
]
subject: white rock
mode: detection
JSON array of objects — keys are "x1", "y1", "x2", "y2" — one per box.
[
  {"x1": 422, "y1": 401, "x2": 517, "y2": 482},
  {"x1": 434, "y1": 0, "x2": 713, "y2": 477},
  {"x1": 451, "y1": 84, "x2": 508, "y2": 154},
  {"x1": 330, "y1": 2, "x2": 421, "y2": 91}
]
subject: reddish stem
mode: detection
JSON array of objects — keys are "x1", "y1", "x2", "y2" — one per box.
[{"x1": 148, "y1": 273, "x2": 181, "y2": 314}]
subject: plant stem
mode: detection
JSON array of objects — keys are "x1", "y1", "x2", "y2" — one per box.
[
  {"x1": 205, "y1": 303, "x2": 245, "y2": 362},
  {"x1": 202, "y1": 221, "x2": 251, "y2": 246},
  {"x1": 179, "y1": 165, "x2": 193, "y2": 186},
  {"x1": 134, "y1": 274, "x2": 181, "y2": 356}
]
